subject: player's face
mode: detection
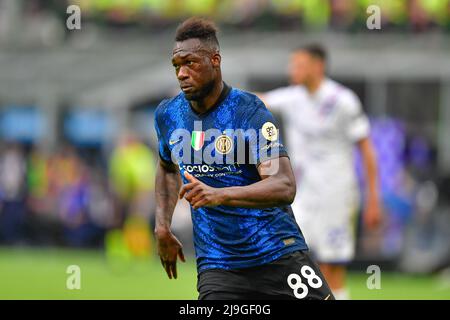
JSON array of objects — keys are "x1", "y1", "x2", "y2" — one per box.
[
  {"x1": 172, "y1": 38, "x2": 220, "y2": 101},
  {"x1": 289, "y1": 51, "x2": 321, "y2": 85}
]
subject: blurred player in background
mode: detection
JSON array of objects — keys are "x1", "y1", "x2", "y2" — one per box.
[
  {"x1": 154, "y1": 18, "x2": 334, "y2": 300},
  {"x1": 108, "y1": 132, "x2": 156, "y2": 259},
  {"x1": 258, "y1": 44, "x2": 382, "y2": 299}
]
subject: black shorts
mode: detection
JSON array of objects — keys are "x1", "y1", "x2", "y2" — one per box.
[{"x1": 197, "y1": 250, "x2": 335, "y2": 300}]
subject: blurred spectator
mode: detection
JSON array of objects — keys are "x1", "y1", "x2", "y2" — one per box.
[
  {"x1": 0, "y1": 143, "x2": 27, "y2": 244},
  {"x1": 25, "y1": 147, "x2": 62, "y2": 246},
  {"x1": 407, "y1": 0, "x2": 438, "y2": 32},
  {"x1": 418, "y1": 0, "x2": 449, "y2": 29},
  {"x1": 182, "y1": 0, "x2": 218, "y2": 17},
  {"x1": 302, "y1": 0, "x2": 331, "y2": 29},
  {"x1": 57, "y1": 155, "x2": 90, "y2": 246},
  {"x1": 330, "y1": 0, "x2": 358, "y2": 30},
  {"x1": 219, "y1": 0, "x2": 269, "y2": 28},
  {"x1": 87, "y1": 169, "x2": 115, "y2": 230}
]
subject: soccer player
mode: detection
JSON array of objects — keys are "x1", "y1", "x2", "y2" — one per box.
[
  {"x1": 258, "y1": 45, "x2": 382, "y2": 299},
  {"x1": 154, "y1": 18, "x2": 334, "y2": 300}
]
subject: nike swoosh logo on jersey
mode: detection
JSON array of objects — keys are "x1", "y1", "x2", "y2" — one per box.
[{"x1": 169, "y1": 138, "x2": 182, "y2": 145}]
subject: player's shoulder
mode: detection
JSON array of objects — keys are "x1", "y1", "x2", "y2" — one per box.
[
  {"x1": 325, "y1": 79, "x2": 359, "y2": 102},
  {"x1": 228, "y1": 88, "x2": 279, "y2": 130},
  {"x1": 154, "y1": 92, "x2": 184, "y2": 120},
  {"x1": 326, "y1": 79, "x2": 362, "y2": 111},
  {"x1": 230, "y1": 87, "x2": 268, "y2": 115},
  {"x1": 231, "y1": 87, "x2": 261, "y2": 103}
]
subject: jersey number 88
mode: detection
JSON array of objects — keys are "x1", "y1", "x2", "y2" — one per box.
[{"x1": 287, "y1": 266, "x2": 323, "y2": 299}]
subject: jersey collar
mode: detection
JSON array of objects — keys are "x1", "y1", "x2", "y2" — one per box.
[{"x1": 188, "y1": 82, "x2": 231, "y2": 117}]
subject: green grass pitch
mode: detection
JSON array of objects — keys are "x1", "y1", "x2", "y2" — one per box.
[{"x1": 0, "y1": 247, "x2": 449, "y2": 300}]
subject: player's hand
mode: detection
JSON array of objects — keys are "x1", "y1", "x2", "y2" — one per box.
[
  {"x1": 363, "y1": 199, "x2": 383, "y2": 231},
  {"x1": 179, "y1": 171, "x2": 225, "y2": 209},
  {"x1": 155, "y1": 228, "x2": 185, "y2": 279}
]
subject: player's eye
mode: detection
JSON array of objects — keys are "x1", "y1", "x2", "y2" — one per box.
[{"x1": 186, "y1": 61, "x2": 193, "y2": 66}]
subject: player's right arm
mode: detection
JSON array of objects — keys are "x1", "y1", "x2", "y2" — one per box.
[
  {"x1": 154, "y1": 104, "x2": 185, "y2": 279},
  {"x1": 154, "y1": 159, "x2": 185, "y2": 279}
]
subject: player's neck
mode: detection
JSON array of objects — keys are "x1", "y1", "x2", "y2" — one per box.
[
  {"x1": 305, "y1": 76, "x2": 324, "y2": 95},
  {"x1": 190, "y1": 80, "x2": 224, "y2": 115}
]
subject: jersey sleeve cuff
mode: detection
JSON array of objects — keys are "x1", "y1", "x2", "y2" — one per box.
[
  {"x1": 256, "y1": 151, "x2": 290, "y2": 167},
  {"x1": 158, "y1": 151, "x2": 173, "y2": 166}
]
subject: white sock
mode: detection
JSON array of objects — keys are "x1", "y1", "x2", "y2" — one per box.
[{"x1": 333, "y1": 288, "x2": 350, "y2": 300}]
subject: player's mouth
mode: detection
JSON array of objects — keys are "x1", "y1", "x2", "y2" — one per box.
[{"x1": 181, "y1": 84, "x2": 194, "y2": 92}]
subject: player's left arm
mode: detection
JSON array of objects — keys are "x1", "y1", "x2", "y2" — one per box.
[
  {"x1": 180, "y1": 156, "x2": 296, "y2": 209},
  {"x1": 357, "y1": 137, "x2": 383, "y2": 230}
]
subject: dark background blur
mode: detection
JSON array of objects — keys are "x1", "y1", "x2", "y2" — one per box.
[{"x1": 0, "y1": 0, "x2": 450, "y2": 275}]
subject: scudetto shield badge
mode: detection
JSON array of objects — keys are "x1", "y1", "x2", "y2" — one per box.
[{"x1": 191, "y1": 131, "x2": 205, "y2": 151}]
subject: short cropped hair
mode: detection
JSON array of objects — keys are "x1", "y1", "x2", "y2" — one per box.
[
  {"x1": 295, "y1": 44, "x2": 327, "y2": 62},
  {"x1": 175, "y1": 17, "x2": 220, "y2": 51}
]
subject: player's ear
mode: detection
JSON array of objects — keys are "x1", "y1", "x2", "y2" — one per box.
[{"x1": 211, "y1": 52, "x2": 221, "y2": 68}]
